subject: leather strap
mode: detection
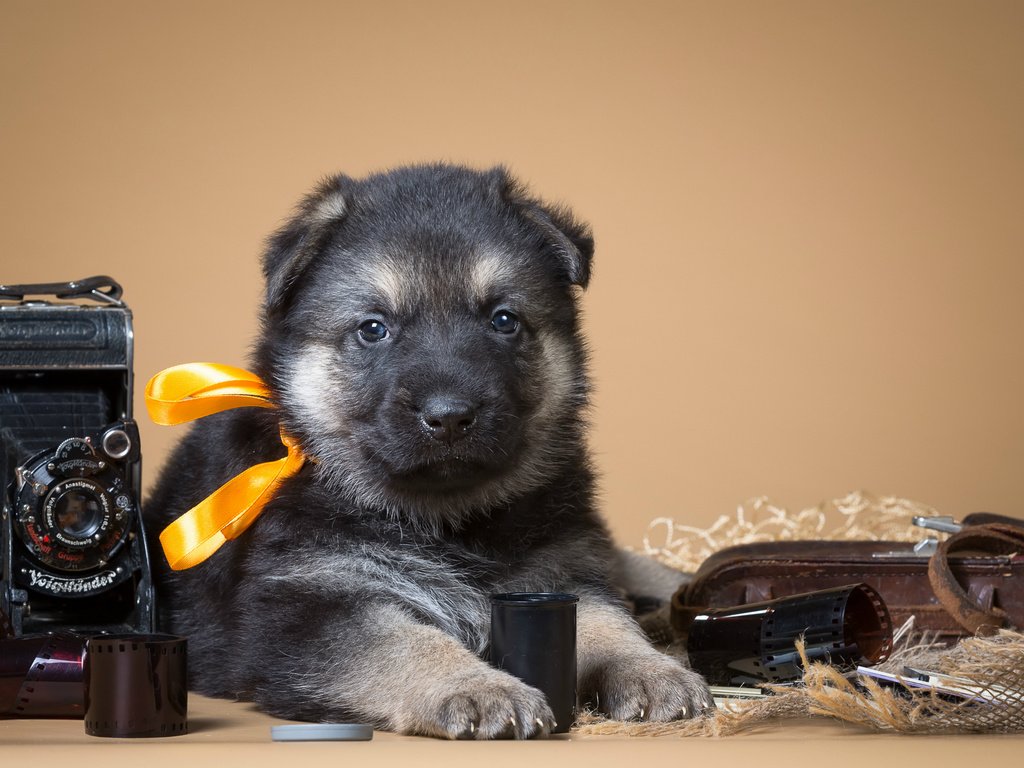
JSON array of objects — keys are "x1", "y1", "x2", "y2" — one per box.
[{"x1": 928, "y1": 523, "x2": 1024, "y2": 635}]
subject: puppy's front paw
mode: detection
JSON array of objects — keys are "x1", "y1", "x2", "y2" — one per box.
[
  {"x1": 409, "y1": 670, "x2": 555, "y2": 740},
  {"x1": 583, "y1": 651, "x2": 713, "y2": 722}
]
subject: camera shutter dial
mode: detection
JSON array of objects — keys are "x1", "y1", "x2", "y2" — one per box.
[{"x1": 54, "y1": 437, "x2": 101, "y2": 476}]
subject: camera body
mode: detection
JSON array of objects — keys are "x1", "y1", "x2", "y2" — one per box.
[{"x1": 0, "y1": 277, "x2": 154, "y2": 635}]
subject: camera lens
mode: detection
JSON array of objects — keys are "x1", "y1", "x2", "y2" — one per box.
[
  {"x1": 53, "y1": 490, "x2": 104, "y2": 539},
  {"x1": 15, "y1": 458, "x2": 134, "y2": 573}
]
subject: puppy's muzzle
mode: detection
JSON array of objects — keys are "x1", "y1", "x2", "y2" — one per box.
[{"x1": 419, "y1": 395, "x2": 477, "y2": 444}]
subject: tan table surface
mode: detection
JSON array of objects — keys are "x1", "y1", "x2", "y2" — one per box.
[{"x1": 2, "y1": 693, "x2": 1021, "y2": 767}]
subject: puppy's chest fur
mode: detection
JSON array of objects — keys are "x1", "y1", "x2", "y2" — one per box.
[{"x1": 248, "y1": 480, "x2": 610, "y2": 656}]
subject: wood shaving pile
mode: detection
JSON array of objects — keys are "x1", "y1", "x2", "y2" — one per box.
[{"x1": 640, "y1": 490, "x2": 941, "y2": 573}]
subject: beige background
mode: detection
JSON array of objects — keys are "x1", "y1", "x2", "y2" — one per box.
[{"x1": 2, "y1": 0, "x2": 1022, "y2": 548}]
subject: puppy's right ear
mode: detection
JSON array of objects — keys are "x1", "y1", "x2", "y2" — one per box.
[
  {"x1": 488, "y1": 167, "x2": 594, "y2": 289},
  {"x1": 262, "y1": 175, "x2": 352, "y2": 317}
]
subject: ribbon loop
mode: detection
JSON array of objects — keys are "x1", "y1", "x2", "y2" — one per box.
[
  {"x1": 145, "y1": 363, "x2": 305, "y2": 570},
  {"x1": 146, "y1": 362, "x2": 274, "y2": 425}
]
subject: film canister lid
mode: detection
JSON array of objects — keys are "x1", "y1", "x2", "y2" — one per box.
[{"x1": 271, "y1": 723, "x2": 374, "y2": 741}]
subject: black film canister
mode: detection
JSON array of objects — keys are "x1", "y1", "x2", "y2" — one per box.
[
  {"x1": 686, "y1": 583, "x2": 893, "y2": 686},
  {"x1": 83, "y1": 634, "x2": 188, "y2": 737},
  {"x1": 0, "y1": 633, "x2": 87, "y2": 717},
  {"x1": 489, "y1": 592, "x2": 578, "y2": 734}
]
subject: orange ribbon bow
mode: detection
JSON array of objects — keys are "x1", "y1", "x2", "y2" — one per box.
[{"x1": 145, "y1": 362, "x2": 305, "y2": 570}]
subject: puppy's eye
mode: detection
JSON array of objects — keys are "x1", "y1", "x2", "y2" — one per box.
[
  {"x1": 357, "y1": 320, "x2": 389, "y2": 343},
  {"x1": 490, "y1": 310, "x2": 520, "y2": 335}
]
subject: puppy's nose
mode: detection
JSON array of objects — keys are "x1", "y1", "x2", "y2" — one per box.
[{"x1": 419, "y1": 395, "x2": 477, "y2": 443}]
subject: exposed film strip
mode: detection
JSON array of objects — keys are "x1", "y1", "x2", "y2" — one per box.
[{"x1": 0, "y1": 609, "x2": 87, "y2": 717}]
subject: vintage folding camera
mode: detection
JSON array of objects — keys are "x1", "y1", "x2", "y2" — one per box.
[{"x1": 0, "y1": 277, "x2": 154, "y2": 636}]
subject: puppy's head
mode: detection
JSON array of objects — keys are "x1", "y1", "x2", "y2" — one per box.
[{"x1": 256, "y1": 164, "x2": 593, "y2": 526}]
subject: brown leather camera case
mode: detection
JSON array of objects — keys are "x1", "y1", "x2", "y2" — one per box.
[{"x1": 672, "y1": 523, "x2": 1024, "y2": 642}]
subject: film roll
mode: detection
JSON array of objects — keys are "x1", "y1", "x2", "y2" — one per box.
[
  {"x1": 687, "y1": 583, "x2": 893, "y2": 686},
  {"x1": 0, "y1": 631, "x2": 87, "y2": 717},
  {"x1": 84, "y1": 634, "x2": 188, "y2": 737}
]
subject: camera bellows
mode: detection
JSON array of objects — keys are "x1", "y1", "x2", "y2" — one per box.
[
  {"x1": 84, "y1": 634, "x2": 188, "y2": 737},
  {"x1": 0, "y1": 389, "x2": 111, "y2": 461}
]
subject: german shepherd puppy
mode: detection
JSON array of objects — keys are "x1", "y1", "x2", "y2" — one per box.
[{"x1": 145, "y1": 164, "x2": 711, "y2": 738}]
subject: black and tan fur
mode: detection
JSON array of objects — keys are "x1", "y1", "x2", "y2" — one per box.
[{"x1": 145, "y1": 164, "x2": 710, "y2": 738}]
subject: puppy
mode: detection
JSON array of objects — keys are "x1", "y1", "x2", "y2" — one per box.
[{"x1": 145, "y1": 164, "x2": 711, "y2": 738}]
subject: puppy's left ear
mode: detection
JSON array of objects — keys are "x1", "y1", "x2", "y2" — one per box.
[
  {"x1": 492, "y1": 168, "x2": 594, "y2": 289},
  {"x1": 262, "y1": 174, "x2": 353, "y2": 317}
]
